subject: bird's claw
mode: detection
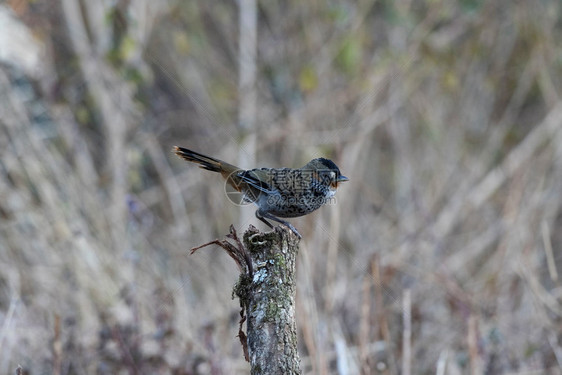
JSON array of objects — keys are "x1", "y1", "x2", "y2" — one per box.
[{"x1": 283, "y1": 223, "x2": 302, "y2": 239}]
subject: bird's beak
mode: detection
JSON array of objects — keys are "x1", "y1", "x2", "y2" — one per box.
[{"x1": 337, "y1": 175, "x2": 349, "y2": 182}]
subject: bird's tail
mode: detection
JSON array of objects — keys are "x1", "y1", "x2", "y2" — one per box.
[{"x1": 173, "y1": 146, "x2": 240, "y2": 178}]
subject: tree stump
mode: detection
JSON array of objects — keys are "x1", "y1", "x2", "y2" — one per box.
[{"x1": 192, "y1": 225, "x2": 301, "y2": 374}]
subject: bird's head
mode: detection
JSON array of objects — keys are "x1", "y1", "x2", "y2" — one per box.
[{"x1": 304, "y1": 157, "x2": 349, "y2": 191}]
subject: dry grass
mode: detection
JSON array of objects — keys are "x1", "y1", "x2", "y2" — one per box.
[{"x1": 1, "y1": 0, "x2": 562, "y2": 374}]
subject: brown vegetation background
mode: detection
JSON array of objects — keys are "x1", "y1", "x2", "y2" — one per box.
[{"x1": 1, "y1": 0, "x2": 562, "y2": 373}]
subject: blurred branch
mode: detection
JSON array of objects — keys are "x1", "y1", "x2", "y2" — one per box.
[
  {"x1": 435, "y1": 350, "x2": 448, "y2": 375},
  {"x1": 434, "y1": 102, "x2": 562, "y2": 238},
  {"x1": 467, "y1": 314, "x2": 481, "y2": 375},
  {"x1": 371, "y1": 256, "x2": 397, "y2": 374},
  {"x1": 61, "y1": 0, "x2": 138, "y2": 240},
  {"x1": 401, "y1": 289, "x2": 411, "y2": 375},
  {"x1": 541, "y1": 220, "x2": 558, "y2": 282},
  {"x1": 238, "y1": 0, "x2": 257, "y2": 226},
  {"x1": 141, "y1": 134, "x2": 189, "y2": 225}
]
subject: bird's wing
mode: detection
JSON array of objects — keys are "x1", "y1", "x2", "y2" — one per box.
[{"x1": 237, "y1": 170, "x2": 275, "y2": 194}]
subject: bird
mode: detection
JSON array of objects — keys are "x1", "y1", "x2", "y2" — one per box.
[{"x1": 173, "y1": 146, "x2": 348, "y2": 238}]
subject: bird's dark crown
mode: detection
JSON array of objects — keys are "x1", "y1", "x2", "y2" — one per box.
[
  {"x1": 306, "y1": 157, "x2": 342, "y2": 174},
  {"x1": 316, "y1": 157, "x2": 340, "y2": 172}
]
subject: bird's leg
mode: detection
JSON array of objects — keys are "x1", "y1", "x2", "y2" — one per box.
[
  {"x1": 255, "y1": 211, "x2": 302, "y2": 239},
  {"x1": 255, "y1": 210, "x2": 274, "y2": 228}
]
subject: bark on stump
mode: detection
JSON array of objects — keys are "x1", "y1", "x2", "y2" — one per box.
[
  {"x1": 192, "y1": 225, "x2": 301, "y2": 374},
  {"x1": 238, "y1": 225, "x2": 301, "y2": 375}
]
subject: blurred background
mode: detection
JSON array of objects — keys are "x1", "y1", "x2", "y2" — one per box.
[{"x1": 1, "y1": 0, "x2": 562, "y2": 374}]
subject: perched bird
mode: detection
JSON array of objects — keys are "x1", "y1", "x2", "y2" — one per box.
[{"x1": 173, "y1": 146, "x2": 348, "y2": 238}]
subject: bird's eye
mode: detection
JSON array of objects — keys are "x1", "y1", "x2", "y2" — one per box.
[{"x1": 329, "y1": 171, "x2": 336, "y2": 180}]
